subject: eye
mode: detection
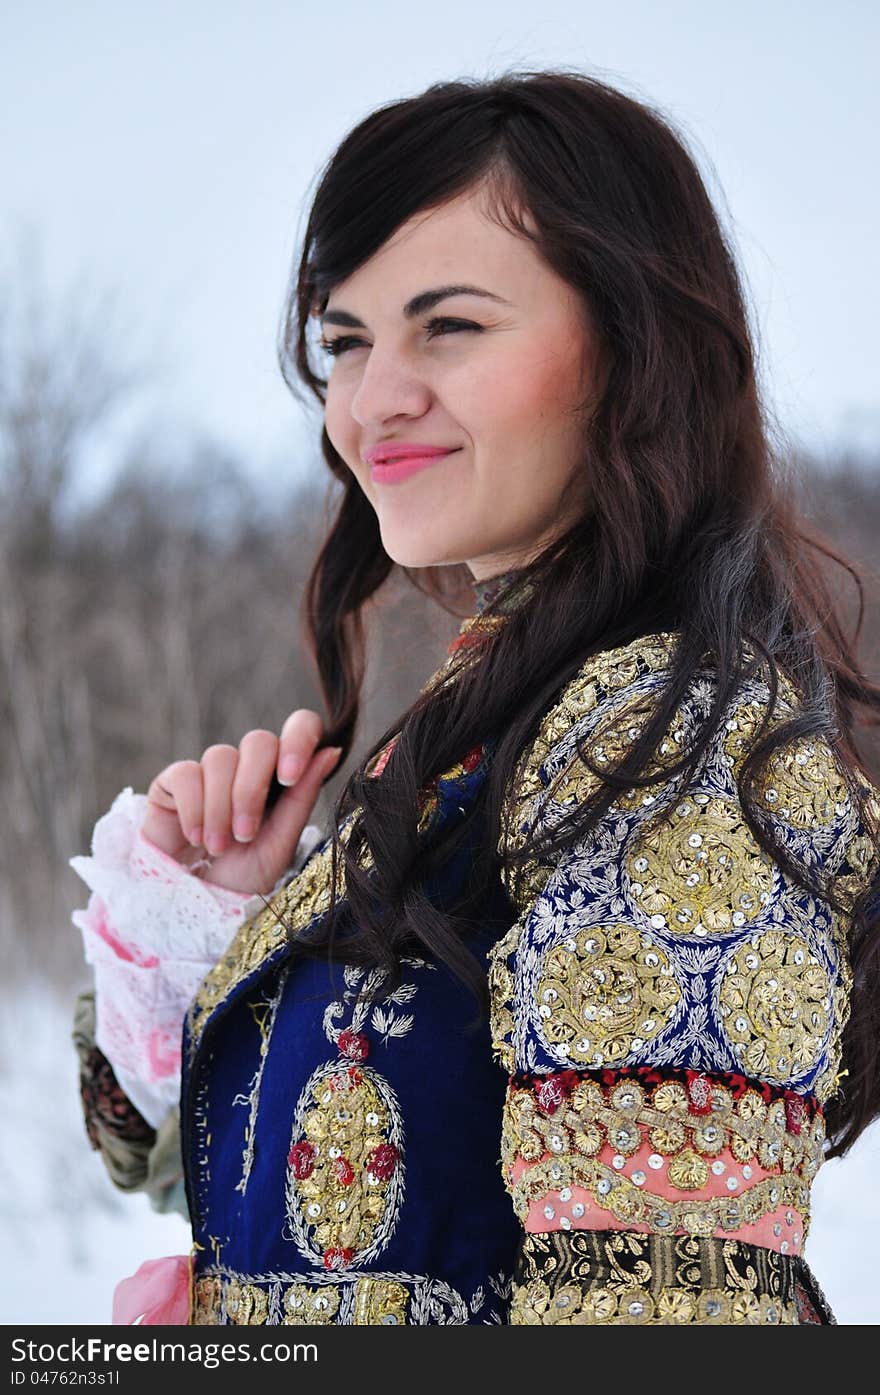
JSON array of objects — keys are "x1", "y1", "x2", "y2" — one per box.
[{"x1": 319, "y1": 317, "x2": 482, "y2": 357}]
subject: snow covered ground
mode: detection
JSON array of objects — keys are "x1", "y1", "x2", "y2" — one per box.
[
  {"x1": 2, "y1": 980, "x2": 878, "y2": 1325},
  {"x1": 1, "y1": 981, "x2": 191, "y2": 1325}
]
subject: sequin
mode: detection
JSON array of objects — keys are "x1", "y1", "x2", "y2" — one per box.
[
  {"x1": 502, "y1": 1069, "x2": 819, "y2": 1242},
  {"x1": 531, "y1": 924, "x2": 681, "y2": 1067},
  {"x1": 286, "y1": 1064, "x2": 403, "y2": 1266},
  {"x1": 510, "y1": 1231, "x2": 803, "y2": 1325},
  {"x1": 488, "y1": 632, "x2": 874, "y2": 1109},
  {"x1": 720, "y1": 930, "x2": 831, "y2": 1082}
]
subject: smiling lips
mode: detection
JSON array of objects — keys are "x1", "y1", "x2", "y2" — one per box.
[{"x1": 365, "y1": 444, "x2": 460, "y2": 484}]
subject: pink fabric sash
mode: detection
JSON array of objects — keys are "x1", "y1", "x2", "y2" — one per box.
[{"x1": 112, "y1": 1254, "x2": 192, "y2": 1325}]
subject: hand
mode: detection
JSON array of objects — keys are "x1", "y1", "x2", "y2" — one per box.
[{"x1": 142, "y1": 710, "x2": 343, "y2": 895}]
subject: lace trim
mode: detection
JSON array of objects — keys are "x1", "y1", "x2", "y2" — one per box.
[{"x1": 70, "y1": 785, "x2": 324, "y2": 1128}]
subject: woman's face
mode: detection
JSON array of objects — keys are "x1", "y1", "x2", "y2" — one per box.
[{"x1": 320, "y1": 185, "x2": 602, "y2": 580}]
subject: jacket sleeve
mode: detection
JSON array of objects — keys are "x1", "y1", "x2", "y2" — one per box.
[
  {"x1": 72, "y1": 985, "x2": 189, "y2": 1218},
  {"x1": 69, "y1": 786, "x2": 326, "y2": 1130},
  {"x1": 488, "y1": 631, "x2": 880, "y2": 1325},
  {"x1": 69, "y1": 784, "x2": 326, "y2": 1216}
]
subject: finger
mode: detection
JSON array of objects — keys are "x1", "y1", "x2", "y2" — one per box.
[
  {"x1": 200, "y1": 744, "x2": 239, "y2": 855},
  {"x1": 277, "y1": 709, "x2": 325, "y2": 786},
  {"x1": 144, "y1": 760, "x2": 205, "y2": 853},
  {"x1": 230, "y1": 729, "x2": 280, "y2": 842},
  {"x1": 257, "y1": 745, "x2": 342, "y2": 869}
]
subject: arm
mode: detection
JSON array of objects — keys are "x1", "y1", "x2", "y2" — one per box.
[
  {"x1": 489, "y1": 632, "x2": 880, "y2": 1325},
  {"x1": 72, "y1": 985, "x2": 188, "y2": 1217},
  {"x1": 69, "y1": 785, "x2": 326, "y2": 1144}
]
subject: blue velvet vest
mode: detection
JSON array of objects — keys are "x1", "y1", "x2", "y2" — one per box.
[{"x1": 180, "y1": 728, "x2": 523, "y2": 1325}]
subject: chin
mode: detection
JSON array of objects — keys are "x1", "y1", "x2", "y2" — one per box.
[
  {"x1": 384, "y1": 546, "x2": 451, "y2": 569},
  {"x1": 379, "y1": 532, "x2": 467, "y2": 571}
]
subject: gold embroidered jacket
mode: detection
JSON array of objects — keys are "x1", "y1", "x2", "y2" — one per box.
[
  {"x1": 173, "y1": 619, "x2": 879, "y2": 1326},
  {"x1": 486, "y1": 629, "x2": 879, "y2": 1323}
]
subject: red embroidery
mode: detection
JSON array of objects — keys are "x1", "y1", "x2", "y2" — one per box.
[
  {"x1": 686, "y1": 1071, "x2": 713, "y2": 1115},
  {"x1": 370, "y1": 740, "x2": 397, "y2": 779},
  {"x1": 784, "y1": 1090, "x2": 806, "y2": 1136},
  {"x1": 446, "y1": 632, "x2": 485, "y2": 656},
  {"x1": 535, "y1": 1071, "x2": 582, "y2": 1115},
  {"x1": 512, "y1": 1064, "x2": 820, "y2": 1119},
  {"x1": 460, "y1": 745, "x2": 484, "y2": 774},
  {"x1": 329, "y1": 1066, "x2": 363, "y2": 1091},
  {"x1": 337, "y1": 1029, "x2": 370, "y2": 1062},
  {"x1": 333, "y1": 1156, "x2": 355, "y2": 1187},
  {"x1": 287, "y1": 1140, "x2": 316, "y2": 1179},
  {"x1": 323, "y1": 1247, "x2": 353, "y2": 1271},
  {"x1": 366, "y1": 1143, "x2": 399, "y2": 1181}
]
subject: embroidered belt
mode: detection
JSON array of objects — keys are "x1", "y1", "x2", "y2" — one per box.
[
  {"x1": 190, "y1": 1267, "x2": 505, "y2": 1325},
  {"x1": 502, "y1": 1068, "x2": 823, "y2": 1252},
  {"x1": 510, "y1": 1230, "x2": 835, "y2": 1325}
]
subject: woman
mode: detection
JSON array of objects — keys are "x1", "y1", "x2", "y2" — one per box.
[{"x1": 70, "y1": 68, "x2": 880, "y2": 1326}]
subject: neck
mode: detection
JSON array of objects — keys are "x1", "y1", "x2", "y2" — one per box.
[{"x1": 471, "y1": 567, "x2": 525, "y2": 615}]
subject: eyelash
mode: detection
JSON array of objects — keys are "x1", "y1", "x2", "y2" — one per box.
[{"x1": 318, "y1": 317, "x2": 481, "y2": 357}]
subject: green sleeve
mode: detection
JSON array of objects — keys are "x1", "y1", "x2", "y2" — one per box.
[{"x1": 71, "y1": 986, "x2": 189, "y2": 1221}]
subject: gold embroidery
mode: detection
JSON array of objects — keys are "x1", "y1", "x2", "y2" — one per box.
[
  {"x1": 418, "y1": 614, "x2": 509, "y2": 701},
  {"x1": 510, "y1": 1230, "x2": 801, "y2": 1325},
  {"x1": 626, "y1": 794, "x2": 775, "y2": 936},
  {"x1": 487, "y1": 631, "x2": 869, "y2": 1100},
  {"x1": 352, "y1": 1277, "x2": 409, "y2": 1325},
  {"x1": 502, "y1": 1071, "x2": 822, "y2": 1236},
  {"x1": 666, "y1": 1149, "x2": 711, "y2": 1191},
  {"x1": 511, "y1": 1278, "x2": 796, "y2": 1324},
  {"x1": 831, "y1": 768, "x2": 880, "y2": 914},
  {"x1": 744, "y1": 727, "x2": 849, "y2": 829},
  {"x1": 282, "y1": 1283, "x2": 341, "y2": 1324},
  {"x1": 500, "y1": 632, "x2": 681, "y2": 871},
  {"x1": 718, "y1": 929, "x2": 831, "y2": 1081},
  {"x1": 283, "y1": 1276, "x2": 407, "y2": 1326},
  {"x1": 834, "y1": 832, "x2": 880, "y2": 912},
  {"x1": 191, "y1": 1276, "x2": 222, "y2": 1325},
  {"x1": 502, "y1": 1075, "x2": 824, "y2": 1184},
  {"x1": 224, "y1": 1279, "x2": 269, "y2": 1324},
  {"x1": 187, "y1": 813, "x2": 361, "y2": 1048},
  {"x1": 551, "y1": 686, "x2": 689, "y2": 816},
  {"x1": 287, "y1": 1066, "x2": 401, "y2": 1263},
  {"x1": 536, "y1": 924, "x2": 682, "y2": 1067},
  {"x1": 190, "y1": 1270, "x2": 467, "y2": 1325},
  {"x1": 508, "y1": 1152, "x2": 810, "y2": 1235}
]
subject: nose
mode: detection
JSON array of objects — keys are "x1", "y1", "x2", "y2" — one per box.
[{"x1": 348, "y1": 348, "x2": 433, "y2": 429}]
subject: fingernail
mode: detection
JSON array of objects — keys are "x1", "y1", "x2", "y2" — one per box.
[
  {"x1": 205, "y1": 832, "x2": 226, "y2": 855},
  {"x1": 324, "y1": 746, "x2": 343, "y2": 767},
  {"x1": 233, "y1": 815, "x2": 256, "y2": 842},
  {"x1": 188, "y1": 826, "x2": 203, "y2": 847},
  {"x1": 278, "y1": 754, "x2": 304, "y2": 786}
]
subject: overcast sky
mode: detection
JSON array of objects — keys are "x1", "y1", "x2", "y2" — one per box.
[{"x1": 5, "y1": 0, "x2": 879, "y2": 502}]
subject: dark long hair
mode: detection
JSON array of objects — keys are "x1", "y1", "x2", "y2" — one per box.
[{"x1": 274, "y1": 68, "x2": 880, "y2": 1158}]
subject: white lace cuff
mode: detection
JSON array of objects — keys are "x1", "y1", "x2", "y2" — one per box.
[{"x1": 70, "y1": 786, "x2": 325, "y2": 1129}]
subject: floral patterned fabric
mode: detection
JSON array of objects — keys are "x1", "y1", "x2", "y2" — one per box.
[{"x1": 72, "y1": 986, "x2": 189, "y2": 1215}]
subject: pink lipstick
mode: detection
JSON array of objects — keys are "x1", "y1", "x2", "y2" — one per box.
[{"x1": 367, "y1": 446, "x2": 460, "y2": 484}]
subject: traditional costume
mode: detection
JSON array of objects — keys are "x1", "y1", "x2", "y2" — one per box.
[{"x1": 71, "y1": 574, "x2": 880, "y2": 1324}]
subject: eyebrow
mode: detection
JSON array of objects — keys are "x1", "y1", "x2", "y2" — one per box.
[{"x1": 320, "y1": 284, "x2": 511, "y2": 328}]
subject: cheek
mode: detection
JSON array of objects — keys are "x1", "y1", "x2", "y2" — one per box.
[
  {"x1": 525, "y1": 348, "x2": 587, "y2": 429},
  {"x1": 323, "y1": 385, "x2": 354, "y2": 455},
  {"x1": 467, "y1": 351, "x2": 585, "y2": 463}
]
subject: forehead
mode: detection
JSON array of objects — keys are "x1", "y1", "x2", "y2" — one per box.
[{"x1": 321, "y1": 191, "x2": 555, "y2": 319}]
